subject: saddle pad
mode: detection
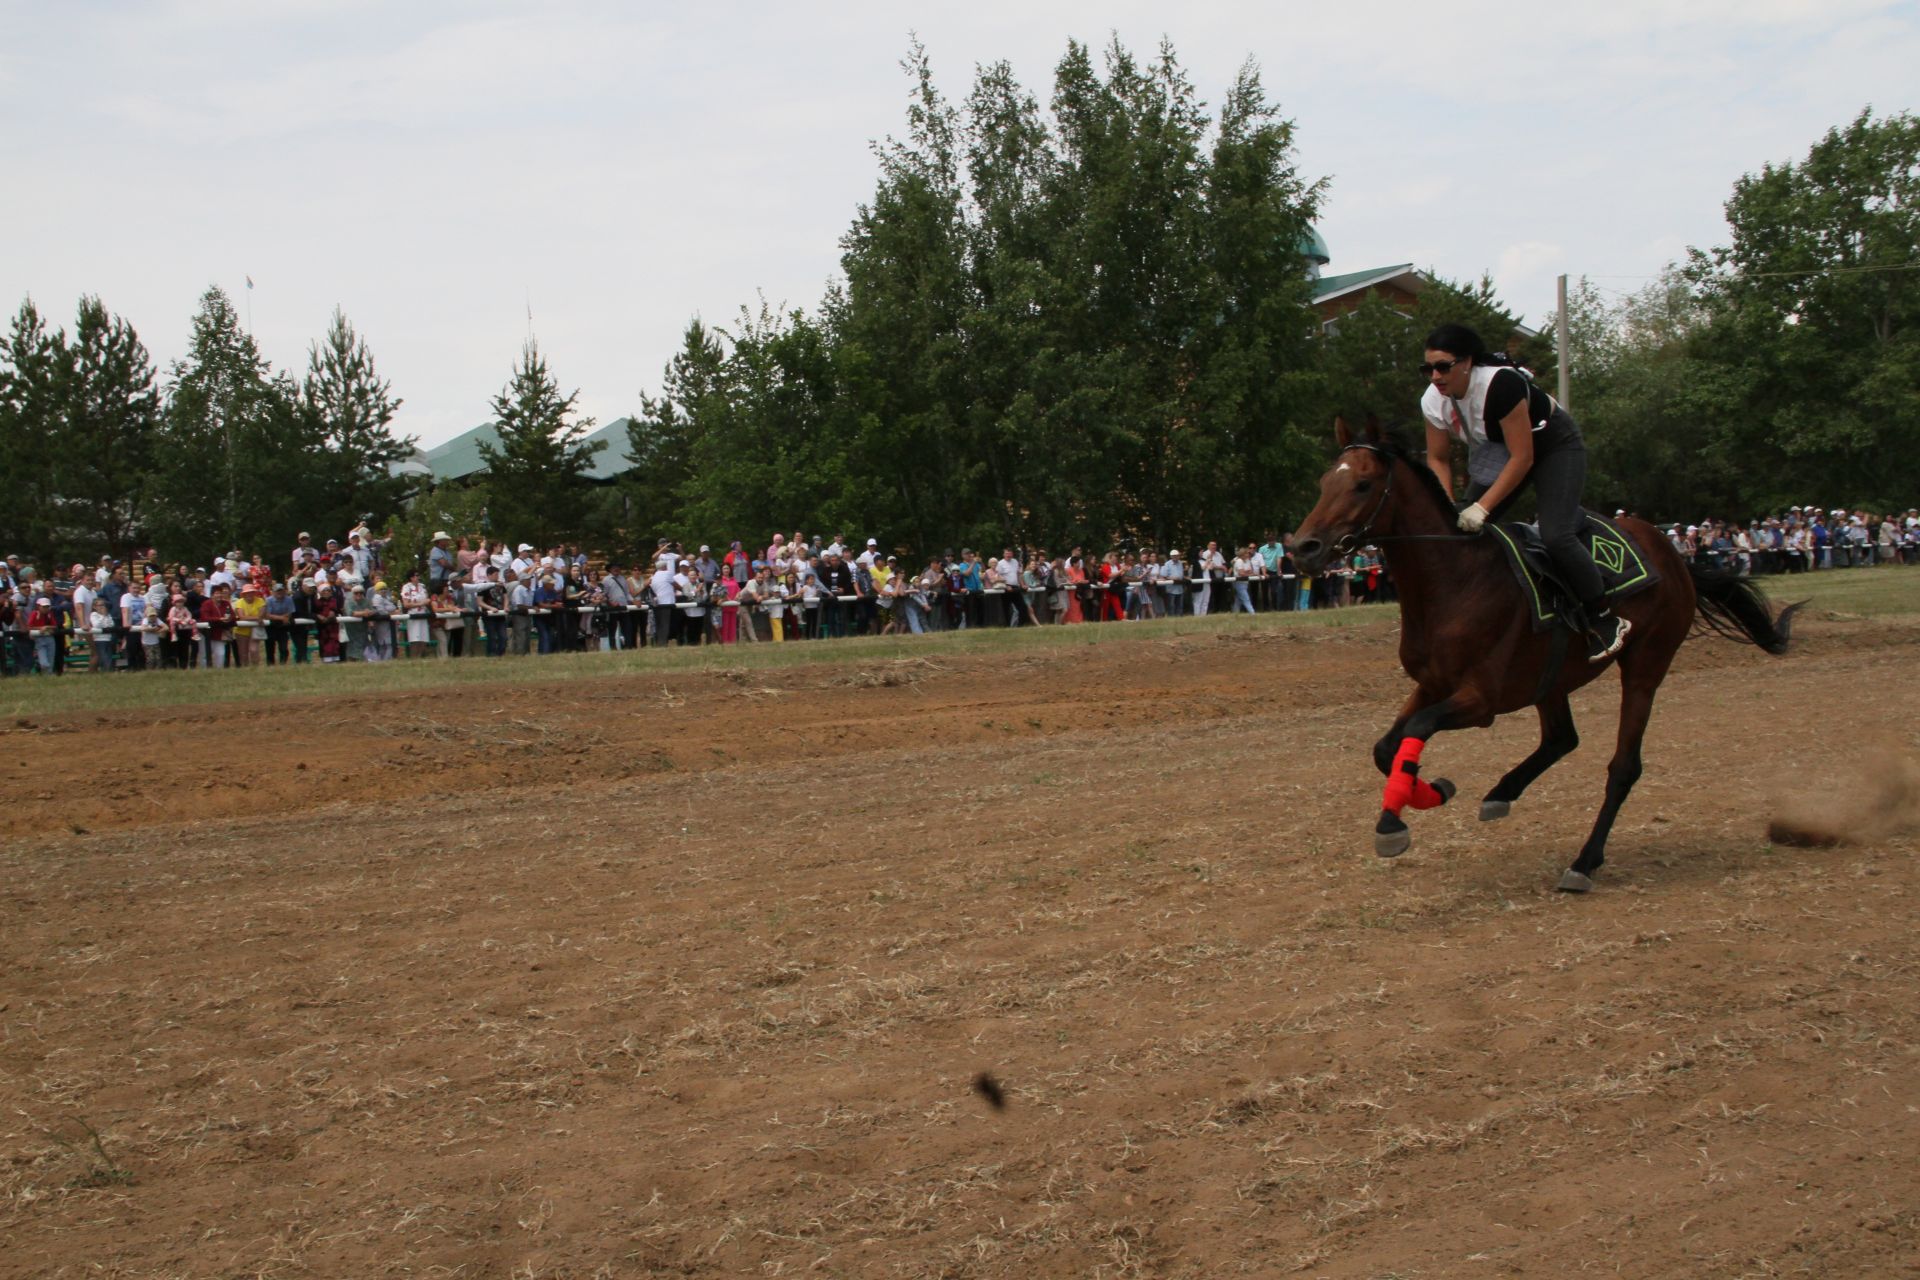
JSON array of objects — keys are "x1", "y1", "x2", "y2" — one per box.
[{"x1": 1488, "y1": 512, "x2": 1659, "y2": 632}]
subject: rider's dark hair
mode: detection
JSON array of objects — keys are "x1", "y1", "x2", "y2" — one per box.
[{"x1": 1424, "y1": 323, "x2": 1514, "y2": 368}]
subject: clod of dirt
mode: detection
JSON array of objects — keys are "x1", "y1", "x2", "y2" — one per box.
[
  {"x1": 971, "y1": 1072, "x2": 1007, "y2": 1110},
  {"x1": 1769, "y1": 736, "x2": 1920, "y2": 848}
]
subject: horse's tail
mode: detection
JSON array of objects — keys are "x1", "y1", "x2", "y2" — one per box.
[{"x1": 1686, "y1": 562, "x2": 1799, "y2": 654}]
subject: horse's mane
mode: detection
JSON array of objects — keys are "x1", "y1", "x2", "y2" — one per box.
[{"x1": 1368, "y1": 433, "x2": 1456, "y2": 519}]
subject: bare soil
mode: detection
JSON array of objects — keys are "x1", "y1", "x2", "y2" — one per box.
[{"x1": 3, "y1": 614, "x2": 1917, "y2": 1278}]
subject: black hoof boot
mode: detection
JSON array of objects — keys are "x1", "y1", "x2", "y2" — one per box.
[{"x1": 1375, "y1": 810, "x2": 1410, "y2": 858}]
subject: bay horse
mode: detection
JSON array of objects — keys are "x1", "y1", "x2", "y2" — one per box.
[{"x1": 1290, "y1": 417, "x2": 1796, "y2": 892}]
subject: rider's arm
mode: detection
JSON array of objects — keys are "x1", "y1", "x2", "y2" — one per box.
[
  {"x1": 1472, "y1": 401, "x2": 1535, "y2": 514},
  {"x1": 1424, "y1": 423, "x2": 1455, "y2": 497}
]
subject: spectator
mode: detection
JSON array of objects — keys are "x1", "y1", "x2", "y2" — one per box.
[
  {"x1": 400, "y1": 571, "x2": 431, "y2": 658},
  {"x1": 199, "y1": 583, "x2": 235, "y2": 669},
  {"x1": 232, "y1": 584, "x2": 266, "y2": 667}
]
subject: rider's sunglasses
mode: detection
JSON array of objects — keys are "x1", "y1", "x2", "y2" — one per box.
[{"x1": 1419, "y1": 358, "x2": 1461, "y2": 377}]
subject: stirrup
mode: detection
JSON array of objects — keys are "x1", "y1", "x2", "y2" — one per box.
[{"x1": 1586, "y1": 613, "x2": 1630, "y2": 662}]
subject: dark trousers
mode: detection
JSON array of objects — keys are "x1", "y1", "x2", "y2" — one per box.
[
  {"x1": 1465, "y1": 443, "x2": 1605, "y2": 608},
  {"x1": 265, "y1": 624, "x2": 290, "y2": 665},
  {"x1": 485, "y1": 615, "x2": 508, "y2": 656}
]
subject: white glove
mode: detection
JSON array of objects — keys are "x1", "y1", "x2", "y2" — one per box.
[{"x1": 1457, "y1": 502, "x2": 1489, "y2": 533}]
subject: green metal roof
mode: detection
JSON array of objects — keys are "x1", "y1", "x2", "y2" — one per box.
[
  {"x1": 419, "y1": 418, "x2": 638, "y2": 483},
  {"x1": 421, "y1": 422, "x2": 501, "y2": 482},
  {"x1": 1311, "y1": 264, "x2": 1419, "y2": 302},
  {"x1": 581, "y1": 418, "x2": 637, "y2": 481}
]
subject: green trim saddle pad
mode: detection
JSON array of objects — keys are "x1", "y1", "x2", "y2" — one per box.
[{"x1": 1487, "y1": 512, "x2": 1659, "y2": 632}]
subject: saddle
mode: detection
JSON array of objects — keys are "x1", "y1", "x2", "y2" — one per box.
[{"x1": 1487, "y1": 511, "x2": 1659, "y2": 633}]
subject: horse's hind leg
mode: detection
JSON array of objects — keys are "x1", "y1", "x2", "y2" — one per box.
[
  {"x1": 1480, "y1": 695, "x2": 1578, "y2": 822},
  {"x1": 1560, "y1": 659, "x2": 1668, "y2": 892}
]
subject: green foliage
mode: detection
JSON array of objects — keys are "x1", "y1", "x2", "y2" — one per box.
[
  {"x1": 298, "y1": 307, "x2": 413, "y2": 539},
  {"x1": 56, "y1": 296, "x2": 161, "y2": 561},
  {"x1": 6, "y1": 288, "x2": 416, "y2": 566},
  {"x1": 640, "y1": 36, "x2": 1328, "y2": 554},
  {"x1": 1557, "y1": 107, "x2": 1919, "y2": 521},
  {"x1": 0, "y1": 298, "x2": 65, "y2": 564},
  {"x1": 384, "y1": 481, "x2": 492, "y2": 584},
  {"x1": 476, "y1": 340, "x2": 604, "y2": 547},
  {"x1": 148, "y1": 286, "x2": 309, "y2": 560},
  {"x1": 1683, "y1": 107, "x2": 1920, "y2": 510}
]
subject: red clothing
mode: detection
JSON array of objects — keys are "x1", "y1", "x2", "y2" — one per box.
[
  {"x1": 199, "y1": 598, "x2": 233, "y2": 640},
  {"x1": 26, "y1": 607, "x2": 58, "y2": 632},
  {"x1": 315, "y1": 596, "x2": 341, "y2": 658}
]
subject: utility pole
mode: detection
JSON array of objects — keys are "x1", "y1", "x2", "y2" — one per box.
[{"x1": 1555, "y1": 273, "x2": 1571, "y2": 410}]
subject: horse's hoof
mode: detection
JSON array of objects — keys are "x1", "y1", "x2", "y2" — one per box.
[
  {"x1": 1431, "y1": 777, "x2": 1456, "y2": 805},
  {"x1": 1374, "y1": 811, "x2": 1410, "y2": 858},
  {"x1": 1480, "y1": 799, "x2": 1511, "y2": 822},
  {"x1": 1555, "y1": 869, "x2": 1595, "y2": 894}
]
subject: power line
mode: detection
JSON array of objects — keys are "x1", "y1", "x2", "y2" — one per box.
[{"x1": 1584, "y1": 260, "x2": 1920, "y2": 282}]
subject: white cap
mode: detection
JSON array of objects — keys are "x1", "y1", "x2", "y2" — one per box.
[
  {"x1": 432, "y1": 530, "x2": 451, "y2": 542},
  {"x1": 867, "y1": 538, "x2": 878, "y2": 546},
  {"x1": 699, "y1": 545, "x2": 711, "y2": 553},
  {"x1": 517, "y1": 543, "x2": 533, "y2": 552}
]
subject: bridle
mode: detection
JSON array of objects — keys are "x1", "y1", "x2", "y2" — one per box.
[{"x1": 1327, "y1": 442, "x2": 1478, "y2": 557}]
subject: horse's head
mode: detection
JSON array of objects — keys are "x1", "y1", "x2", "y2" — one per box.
[{"x1": 1292, "y1": 416, "x2": 1395, "y2": 576}]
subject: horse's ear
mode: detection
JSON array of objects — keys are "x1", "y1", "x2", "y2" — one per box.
[
  {"x1": 1333, "y1": 416, "x2": 1352, "y2": 449},
  {"x1": 1362, "y1": 413, "x2": 1383, "y2": 443}
]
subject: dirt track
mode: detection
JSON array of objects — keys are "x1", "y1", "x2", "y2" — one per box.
[{"x1": 3, "y1": 615, "x2": 1917, "y2": 1278}]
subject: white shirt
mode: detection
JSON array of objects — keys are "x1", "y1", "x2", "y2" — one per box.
[
  {"x1": 995, "y1": 558, "x2": 1022, "y2": 589},
  {"x1": 650, "y1": 568, "x2": 676, "y2": 607},
  {"x1": 674, "y1": 571, "x2": 702, "y2": 616}
]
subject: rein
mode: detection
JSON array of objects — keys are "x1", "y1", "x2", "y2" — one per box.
[{"x1": 1331, "y1": 443, "x2": 1480, "y2": 555}]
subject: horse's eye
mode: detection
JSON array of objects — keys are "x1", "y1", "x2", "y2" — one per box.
[{"x1": 1353, "y1": 480, "x2": 1373, "y2": 494}]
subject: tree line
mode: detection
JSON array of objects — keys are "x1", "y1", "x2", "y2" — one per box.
[{"x1": 4, "y1": 38, "x2": 1911, "y2": 575}]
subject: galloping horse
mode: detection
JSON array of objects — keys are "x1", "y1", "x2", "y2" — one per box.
[{"x1": 1291, "y1": 417, "x2": 1795, "y2": 892}]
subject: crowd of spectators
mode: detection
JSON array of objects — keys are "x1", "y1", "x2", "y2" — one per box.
[
  {"x1": 0, "y1": 526, "x2": 1400, "y2": 675},
  {"x1": 3, "y1": 506, "x2": 1914, "y2": 676},
  {"x1": 1654, "y1": 506, "x2": 1920, "y2": 575}
]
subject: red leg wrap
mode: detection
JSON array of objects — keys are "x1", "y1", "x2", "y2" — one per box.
[{"x1": 1381, "y1": 738, "x2": 1444, "y2": 815}]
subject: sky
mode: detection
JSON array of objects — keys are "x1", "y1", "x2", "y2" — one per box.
[{"x1": 4, "y1": 1, "x2": 1915, "y2": 450}]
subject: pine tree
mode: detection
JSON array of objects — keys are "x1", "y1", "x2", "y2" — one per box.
[
  {"x1": 0, "y1": 299, "x2": 64, "y2": 564},
  {"x1": 55, "y1": 296, "x2": 161, "y2": 559},
  {"x1": 477, "y1": 340, "x2": 603, "y2": 546},
  {"x1": 301, "y1": 307, "x2": 412, "y2": 534},
  {"x1": 151, "y1": 286, "x2": 306, "y2": 559}
]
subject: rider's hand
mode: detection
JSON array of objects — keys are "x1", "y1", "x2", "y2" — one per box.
[{"x1": 1457, "y1": 502, "x2": 1489, "y2": 533}]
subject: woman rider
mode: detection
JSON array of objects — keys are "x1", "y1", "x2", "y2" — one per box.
[{"x1": 1419, "y1": 323, "x2": 1629, "y2": 662}]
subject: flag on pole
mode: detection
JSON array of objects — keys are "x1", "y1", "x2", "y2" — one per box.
[{"x1": 246, "y1": 275, "x2": 255, "y2": 290}]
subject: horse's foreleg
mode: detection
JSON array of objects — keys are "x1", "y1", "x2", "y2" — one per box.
[
  {"x1": 1480, "y1": 695, "x2": 1579, "y2": 822},
  {"x1": 1374, "y1": 693, "x2": 1471, "y2": 857},
  {"x1": 1560, "y1": 669, "x2": 1662, "y2": 892}
]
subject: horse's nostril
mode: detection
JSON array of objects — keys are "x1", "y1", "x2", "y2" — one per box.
[{"x1": 1295, "y1": 537, "x2": 1322, "y2": 559}]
